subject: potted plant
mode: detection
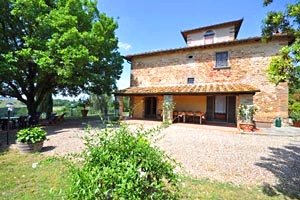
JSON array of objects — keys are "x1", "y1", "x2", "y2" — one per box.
[
  {"x1": 238, "y1": 104, "x2": 257, "y2": 132},
  {"x1": 78, "y1": 97, "x2": 90, "y2": 118},
  {"x1": 162, "y1": 101, "x2": 176, "y2": 124},
  {"x1": 291, "y1": 113, "x2": 300, "y2": 127},
  {"x1": 289, "y1": 101, "x2": 300, "y2": 127},
  {"x1": 16, "y1": 127, "x2": 47, "y2": 153}
]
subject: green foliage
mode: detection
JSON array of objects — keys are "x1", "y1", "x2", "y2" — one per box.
[
  {"x1": 16, "y1": 127, "x2": 47, "y2": 143},
  {"x1": 162, "y1": 101, "x2": 176, "y2": 123},
  {"x1": 53, "y1": 99, "x2": 72, "y2": 107},
  {"x1": 67, "y1": 125, "x2": 180, "y2": 199},
  {"x1": 266, "y1": 47, "x2": 295, "y2": 84},
  {"x1": 238, "y1": 104, "x2": 257, "y2": 123},
  {"x1": 90, "y1": 93, "x2": 114, "y2": 115},
  {"x1": 1, "y1": 150, "x2": 290, "y2": 200},
  {"x1": 289, "y1": 101, "x2": 300, "y2": 120},
  {"x1": 123, "y1": 96, "x2": 130, "y2": 112},
  {"x1": 0, "y1": 0, "x2": 123, "y2": 117},
  {"x1": 262, "y1": 0, "x2": 300, "y2": 91}
]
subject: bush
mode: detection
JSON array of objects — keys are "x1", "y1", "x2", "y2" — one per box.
[
  {"x1": 289, "y1": 101, "x2": 300, "y2": 121},
  {"x1": 67, "y1": 124, "x2": 180, "y2": 199},
  {"x1": 16, "y1": 127, "x2": 47, "y2": 143}
]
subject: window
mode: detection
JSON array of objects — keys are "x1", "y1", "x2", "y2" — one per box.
[
  {"x1": 187, "y1": 77, "x2": 194, "y2": 84},
  {"x1": 215, "y1": 96, "x2": 226, "y2": 114},
  {"x1": 204, "y1": 30, "x2": 215, "y2": 44},
  {"x1": 215, "y1": 52, "x2": 228, "y2": 68}
]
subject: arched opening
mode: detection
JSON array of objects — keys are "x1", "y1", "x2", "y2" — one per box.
[{"x1": 204, "y1": 30, "x2": 215, "y2": 44}]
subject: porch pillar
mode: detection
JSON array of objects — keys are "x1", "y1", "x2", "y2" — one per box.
[
  {"x1": 163, "y1": 95, "x2": 174, "y2": 124},
  {"x1": 276, "y1": 82, "x2": 289, "y2": 125},
  {"x1": 117, "y1": 96, "x2": 124, "y2": 120}
]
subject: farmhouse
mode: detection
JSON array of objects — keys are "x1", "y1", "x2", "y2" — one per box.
[{"x1": 115, "y1": 19, "x2": 293, "y2": 127}]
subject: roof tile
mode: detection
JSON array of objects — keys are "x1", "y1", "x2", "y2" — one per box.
[{"x1": 115, "y1": 83, "x2": 260, "y2": 96}]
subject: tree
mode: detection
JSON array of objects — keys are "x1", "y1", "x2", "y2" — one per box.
[
  {"x1": 90, "y1": 93, "x2": 113, "y2": 115},
  {"x1": 262, "y1": 0, "x2": 300, "y2": 92},
  {"x1": 0, "y1": 0, "x2": 123, "y2": 117}
]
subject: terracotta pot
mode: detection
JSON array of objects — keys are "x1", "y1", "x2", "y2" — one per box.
[
  {"x1": 17, "y1": 141, "x2": 44, "y2": 153},
  {"x1": 239, "y1": 122, "x2": 255, "y2": 132},
  {"x1": 293, "y1": 120, "x2": 300, "y2": 127},
  {"x1": 81, "y1": 110, "x2": 89, "y2": 118}
]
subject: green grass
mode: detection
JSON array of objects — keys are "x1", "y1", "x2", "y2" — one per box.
[
  {"x1": 0, "y1": 150, "x2": 69, "y2": 200},
  {"x1": 180, "y1": 176, "x2": 287, "y2": 200},
  {"x1": 0, "y1": 150, "x2": 290, "y2": 200}
]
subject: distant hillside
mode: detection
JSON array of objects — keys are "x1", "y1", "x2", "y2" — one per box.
[{"x1": 0, "y1": 99, "x2": 26, "y2": 108}]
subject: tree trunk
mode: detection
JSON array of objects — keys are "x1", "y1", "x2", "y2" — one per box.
[
  {"x1": 37, "y1": 92, "x2": 53, "y2": 119},
  {"x1": 26, "y1": 96, "x2": 38, "y2": 126}
]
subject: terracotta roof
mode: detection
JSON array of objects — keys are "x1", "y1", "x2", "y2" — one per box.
[
  {"x1": 124, "y1": 34, "x2": 294, "y2": 61},
  {"x1": 114, "y1": 83, "x2": 260, "y2": 96},
  {"x1": 181, "y1": 18, "x2": 244, "y2": 43}
]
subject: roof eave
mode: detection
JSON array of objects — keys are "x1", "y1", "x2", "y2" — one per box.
[
  {"x1": 124, "y1": 34, "x2": 293, "y2": 61},
  {"x1": 181, "y1": 18, "x2": 244, "y2": 43},
  {"x1": 114, "y1": 90, "x2": 260, "y2": 96}
]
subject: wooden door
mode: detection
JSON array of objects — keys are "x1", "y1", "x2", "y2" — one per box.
[{"x1": 145, "y1": 97, "x2": 157, "y2": 118}]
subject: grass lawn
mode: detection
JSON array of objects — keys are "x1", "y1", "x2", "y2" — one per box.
[
  {"x1": 0, "y1": 150, "x2": 289, "y2": 200},
  {"x1": 0, "y1": 150, "x2": 69, "y2": 200}
]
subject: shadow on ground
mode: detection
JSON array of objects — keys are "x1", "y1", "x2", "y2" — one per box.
[
  {"x1": 256, "y1": 141, "x2": 300, "y2": 199},
  {"x1": 0, "y1": 116, "x2": 107, "y2": 148}
]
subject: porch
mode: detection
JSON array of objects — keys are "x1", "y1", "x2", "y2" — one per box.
[
  {"x1": 121, "y1": 94, "x2": 242, "y2": 126},
  {"x1": 114, "y1": 83, "x2": 260, "y2": 128},
  {"x1": 122, "y1": 119, "x2": 240, "y2": 133}
]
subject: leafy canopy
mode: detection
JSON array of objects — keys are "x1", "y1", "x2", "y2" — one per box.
[
  {"x1": 0, "y1": 0, "x2": 123, "y2": 115},
  {"x1": 262, "y1": 0, "x2": 300, "y2": 91}
]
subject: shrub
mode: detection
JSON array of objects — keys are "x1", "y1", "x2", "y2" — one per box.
[
  {"x1": 16, "y1": 127, "x2": 47, "y2": 143},
  {"x1": 289, "y1": 101, "x2": 300, "y2": 121},
  {"x1": 238, "y1": 104, "x2": 257, "y2": 123},
  {"x1": 67, "y1": 124, "x2": 180, "y2": 199}
]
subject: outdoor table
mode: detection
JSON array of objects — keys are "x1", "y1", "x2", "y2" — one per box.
[
  {"x1": 173, "y1": 111, "x2": 205, "y2": 124},
  {"x1": 194, "y1": 111, "x2": 205, "y2": 124},
  {"x1": 0, "y1": 117, "x2": 19, "y2": 130}
]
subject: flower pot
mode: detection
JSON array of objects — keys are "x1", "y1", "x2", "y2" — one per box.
[
  {"x1": 17, "y1": 141, "x2": 44, "y2": 153},
  {"x1": 239, "y1": 122, "x2": 255, "y2": 132},
  {"x1": 293, "y1": 120, "x2": 300, "y2": 127},
  {"x1": 81, "y1": 110, "x2": 89, "y2": 118}
]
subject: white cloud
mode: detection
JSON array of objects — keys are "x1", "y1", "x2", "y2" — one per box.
[{"x1": 118, "y1": 42, "x2": 131, "y2": 51}]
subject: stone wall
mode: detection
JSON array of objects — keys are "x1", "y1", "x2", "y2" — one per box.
[{"x1": 130, "y1": 39, "x2": 290, "y2": 124}]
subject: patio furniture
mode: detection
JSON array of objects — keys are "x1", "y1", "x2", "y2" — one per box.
[
  {"x1": 56, "y1": 113, "x2": 66, "y2": 123},
  {"x1": 0, "y1": 117, "x2": 19, "y2": 130},
  {"x1": 194, "y1": 111, "x2": 206, "y2": 124},
  {"x1": 173, "y1": 111, "x2": 179, "y2": 122},
  {"x1": 177, "y1": 111, "x2": 186, "y2": 123},
  {"x1": 18, "y1": 116, "x2": 30, "y2": 129},
  {"x1": 185, "y1": 111, "x2": 194, "y2": 123}
]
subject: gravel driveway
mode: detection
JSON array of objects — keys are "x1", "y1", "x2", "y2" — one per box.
[{"x1": 11, "y1": 118, "x2": 299, "y2": 192}]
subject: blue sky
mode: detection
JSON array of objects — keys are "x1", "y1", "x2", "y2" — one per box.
[{"x1": 98, "y1": 0, "x2": 288, "y2": 89}]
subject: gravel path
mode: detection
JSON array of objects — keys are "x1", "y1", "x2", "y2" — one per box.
[
  {"x1": 155, "y1": 125, "x2": 300, "y2": 187},
  {"x1": 8, "y1": 118, "x2": 300, "y2": 189}
]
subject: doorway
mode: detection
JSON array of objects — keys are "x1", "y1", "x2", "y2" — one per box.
[
  {"x1": 206, "y1": 95, "x2": 236, "y2": 123},
  {"x1": 144, "y1": 97, "x2": 157, "y2": 118}
]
